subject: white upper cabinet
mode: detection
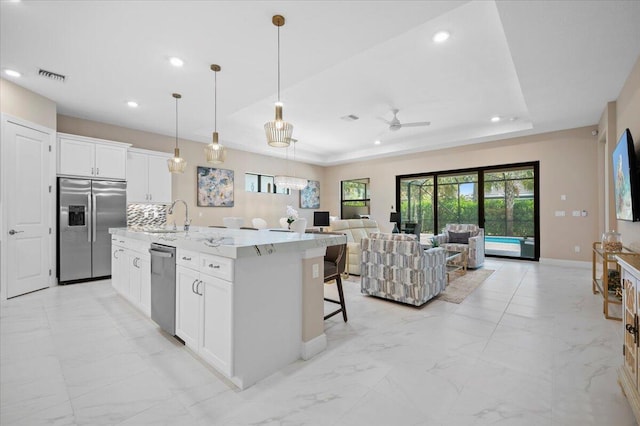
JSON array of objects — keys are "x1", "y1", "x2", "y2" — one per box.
[
  {"x1": 58, "y1": 133, "x2": 130, "y2": 180},
  {"x1": 127, "y1": 148, "x2": 172, "y2": 203}
]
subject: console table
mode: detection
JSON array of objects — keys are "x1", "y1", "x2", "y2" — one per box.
[{"x1": 592, "y1": 242, "x2": 638, "y2": 320}]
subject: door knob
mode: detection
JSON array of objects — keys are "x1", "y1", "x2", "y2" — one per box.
[{"x1": 8, "y1": 229, "x2": 23, "y2": 235}]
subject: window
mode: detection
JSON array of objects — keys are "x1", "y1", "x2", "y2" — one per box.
[
  {"x1": 245, "y1": 173, "x2": 290, "y2": 194},
  {"x1": 341, "y1": 178, "x2": 370, "y2": 219}
]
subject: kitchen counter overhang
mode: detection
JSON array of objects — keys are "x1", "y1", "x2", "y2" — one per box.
[{"x1": 109, "y1": 226, "x2": 346, "y2": 259}]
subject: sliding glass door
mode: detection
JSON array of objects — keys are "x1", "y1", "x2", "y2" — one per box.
[
  {"x1": 397, "y1": 162, "x2": 539, "y2": 260},
  {"x1": 436, "y1": 173, "x2": 479, "y2": 232},
  {"x1": 483, "y1": 166, "x2": 536, "y2": 258}
]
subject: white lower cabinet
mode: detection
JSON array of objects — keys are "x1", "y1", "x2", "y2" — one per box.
[
  {"x1": 176, "y1": 265, "x2": 201, "y2": 349},
  {"x1": 199, "y1": 276, "x2": 232, "y2": 375},
  {"x1": 176, "y1": 249, "x2": 233, "y2": 377},
  {"x1": 111, "y1": 236, "x2": 151, "y2": 316}
]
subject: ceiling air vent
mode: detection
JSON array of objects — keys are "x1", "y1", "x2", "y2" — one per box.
[
  {"x1": 340, "y1": 114, "x2": 359, "y2": 122},
  {"x1": 38, "y1": 68, "x2": 66, "y2": 82}
]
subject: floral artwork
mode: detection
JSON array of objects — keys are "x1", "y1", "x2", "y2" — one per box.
[
  {"x1": 197, "y1": 166, "x2": 234, "y2": 207},
  {"x1": 300, "y1": 180, "x2": 320, "y2": 209}
]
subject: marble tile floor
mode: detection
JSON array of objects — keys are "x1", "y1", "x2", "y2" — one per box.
[{"x1": 1, "y1": 259, "x2": 636, "y2": 425}]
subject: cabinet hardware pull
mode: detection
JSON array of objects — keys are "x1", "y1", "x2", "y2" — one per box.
[
  {"x1": 96, "y1": 167, "x2": 100, "y2": 175},
  {"x1": 196, "y1": 280, "x2": 203, "y2": 296},
  {"x1": 91, "y1": 167, "x2": 95, "y2": 175},
  {"x1": 209, "y1": 264, "x2": 221, "y2": 269},
  {"x1": 182, "y1": 256, "x2": 191, "y2": 261},
  {"x1": 149, "y1": 194, "x2": 152, "y2": 201},
  {"x1": 192, "y1": 278, "x2": 199, "y2": 294}
]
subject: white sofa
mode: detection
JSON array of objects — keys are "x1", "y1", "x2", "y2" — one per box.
[{"x1": 328, "y1": 219, "x2": 380, "y2": 275}]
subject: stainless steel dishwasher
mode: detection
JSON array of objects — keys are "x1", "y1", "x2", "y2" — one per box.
[{"x1": 149, "y1": 243, "x2": 176, "y2": 335}]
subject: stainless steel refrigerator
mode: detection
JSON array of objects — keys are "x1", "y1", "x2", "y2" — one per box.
[{"x1": 58, "y1": 177, "x2": 127, "y2": 284}]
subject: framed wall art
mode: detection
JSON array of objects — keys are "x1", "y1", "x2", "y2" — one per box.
[
  {"x1": 300, "y1": 180, "x2": 320, "y2": 209},
  {"x1": 197, "y1": 166, "x2": 234, "y2": 207}
]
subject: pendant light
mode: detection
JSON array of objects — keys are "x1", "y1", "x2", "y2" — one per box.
[
  {"x1": 264, "y1": 14, "x2": 294, "y2": 147},
  {"x1": 167, "y1": 93, "x2": 187, "y2": 173},
  {"x1": 274, "y1": 138, "x2": 307, "y2": 190},
  {"x1": 204, "y1": 64, "x2": 226, "y2": 164}
]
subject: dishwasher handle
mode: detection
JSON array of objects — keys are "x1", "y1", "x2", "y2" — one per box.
[{"x1": 149, "y1": 249, "x2": 174, "y2": 258}]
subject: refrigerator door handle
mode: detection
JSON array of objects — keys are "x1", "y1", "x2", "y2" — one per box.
[
  {"x1": 92, "y1": 194, "x2": 97, "y2": 242},
  {"x1": 87, "y1": 194, "x2": 92, "y2": 242}
]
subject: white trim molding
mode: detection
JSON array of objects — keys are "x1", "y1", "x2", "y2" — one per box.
[
  {"x1": 539, "y1": 257, "x2": 591, "y2": 269},
  {"x1": 301, "y1": 333, "x2": 327, "y2": 360}
]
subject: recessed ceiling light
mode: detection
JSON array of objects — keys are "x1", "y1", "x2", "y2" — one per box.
[
  {"x1": 491, "y1": 116, "x2": 501, "y2": 123},
  {"x1": 4, "y1": 69, "x2": 21, "y2": 77},
  {"x1": 127, "y1": 101, "x2": 139, "y2": 108},
  {"x1": 433, "y1": 31, "x2": 450, "y2": 43},
  {"x1": 169, "y1": 57, "x2": 184, "y2": 67},
  {"x1": 374, "y1": 140, "x2": 381, "y2": 145}
]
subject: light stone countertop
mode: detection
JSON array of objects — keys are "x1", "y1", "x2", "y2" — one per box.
[{"x1": 109, "y1": 226, "x2": 346, "y2": 259}]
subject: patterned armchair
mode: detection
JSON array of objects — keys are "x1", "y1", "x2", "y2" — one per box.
[
  {"x1": 435, "y1": 224, "x2": 485, "y2": 268},
  {"x1": 360, "y1": 233, "x2": 446, "y2": 306}
]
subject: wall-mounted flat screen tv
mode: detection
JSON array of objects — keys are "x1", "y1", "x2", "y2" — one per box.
[{"x1": 612, "y1": 128, "x2": 639, "y2": 221}]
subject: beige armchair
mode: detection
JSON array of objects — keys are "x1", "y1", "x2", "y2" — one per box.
[{"x1": 435, "y1": 224, "x2": 485, "y2": 268}]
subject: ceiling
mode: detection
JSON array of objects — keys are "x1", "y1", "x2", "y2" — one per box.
[{"x1": 2, "y1": 1, "x2": 639, "y2": 166}]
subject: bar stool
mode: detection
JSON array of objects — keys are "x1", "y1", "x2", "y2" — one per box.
[{"x1": 323, "y1": 243, "x2": 348, "y2": 322}]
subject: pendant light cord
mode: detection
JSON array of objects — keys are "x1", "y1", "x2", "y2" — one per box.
[
  {"x1": 175, "y1": 96, "x2": 178, "y2": 149},
  {"x1": 277, "y1": 25, "x2": 281, "y2": 102},
  {"x1": 214, "y1": 70, "x2": 218, "y2": 133}
]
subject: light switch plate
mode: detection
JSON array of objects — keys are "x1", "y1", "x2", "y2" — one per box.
[{"x1": 312, "y1": 264, "x2": 319, "y2": 279}]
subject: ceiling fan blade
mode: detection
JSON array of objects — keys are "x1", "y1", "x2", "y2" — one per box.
[
  {"x1": 401, "y1": 121, "x2": 431, "y2": 128},
  {"x1": 376, "y1": 117, "x2": 393, "y2": 125}
]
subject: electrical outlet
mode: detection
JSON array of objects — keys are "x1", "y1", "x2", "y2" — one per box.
[
  {"x1": 555, "y1": 210, "x2": 565, "y2": 217},
  {"x1": 572, "y1": 210, "x2": 580, "y2": 217},
  {"x1": 561, "y1": 195, "x2": 566, "y2": 200},
  {"x1": 574, "y1": 245, "x2": 581, "y2": 253},
  {"x1": 312, "y1": 263, "x2": 319, "y2": 279}
]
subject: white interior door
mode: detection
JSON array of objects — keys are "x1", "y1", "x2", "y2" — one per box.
[{"x1": 5, "y1": 121, "x2": 51, "y2": 298}]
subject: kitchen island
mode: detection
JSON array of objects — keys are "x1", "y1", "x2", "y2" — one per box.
[{"x1": 109, "y1": 226, "x2": 346, "y2": 389}]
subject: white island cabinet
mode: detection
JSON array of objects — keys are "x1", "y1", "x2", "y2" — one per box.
[
  {"x1": 176, "y1": 249, "x2": 232, "y2": 376},
  {"x1": 111, "y1": 235, "x2": 151, "y2": 316},
  {"x1": 109, "y1": 227, "x2": 346, "y2": 390},
  {"x1": 58, "y1": 133, "x2": 130, "y2": 179}
]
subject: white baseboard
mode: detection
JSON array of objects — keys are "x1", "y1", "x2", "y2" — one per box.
[
  {"x1": 301, "y1": 333, "x2": 327, "y2": 360},
  {"x1": 539, "y1": 258, "x2": 591, "y2": 269}
]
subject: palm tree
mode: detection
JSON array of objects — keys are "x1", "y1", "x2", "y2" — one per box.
[{"x1": 484, "y1": 169, "x2": 534, "y2": 236}]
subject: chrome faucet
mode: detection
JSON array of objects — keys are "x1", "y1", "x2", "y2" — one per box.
[{"x1": 168, "y1": 199, "x2": 191, "y2": 232}]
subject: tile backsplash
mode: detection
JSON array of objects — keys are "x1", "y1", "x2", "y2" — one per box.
[{"x1": 127, "y1": 203, "x2": 168, "y2": 229}]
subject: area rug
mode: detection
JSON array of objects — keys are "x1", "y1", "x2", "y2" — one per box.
[{"x1": 436, "y1": 268, "x2": 495, "y2": 304}]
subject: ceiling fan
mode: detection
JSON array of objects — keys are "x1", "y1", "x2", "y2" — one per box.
[{"x1": 379, "y1": 109, "x2": 431, "y2": 131}]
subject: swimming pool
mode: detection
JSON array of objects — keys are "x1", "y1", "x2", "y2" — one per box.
[{"x1": 485, "y1": 236, "x2": 521, "y2": 244}]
